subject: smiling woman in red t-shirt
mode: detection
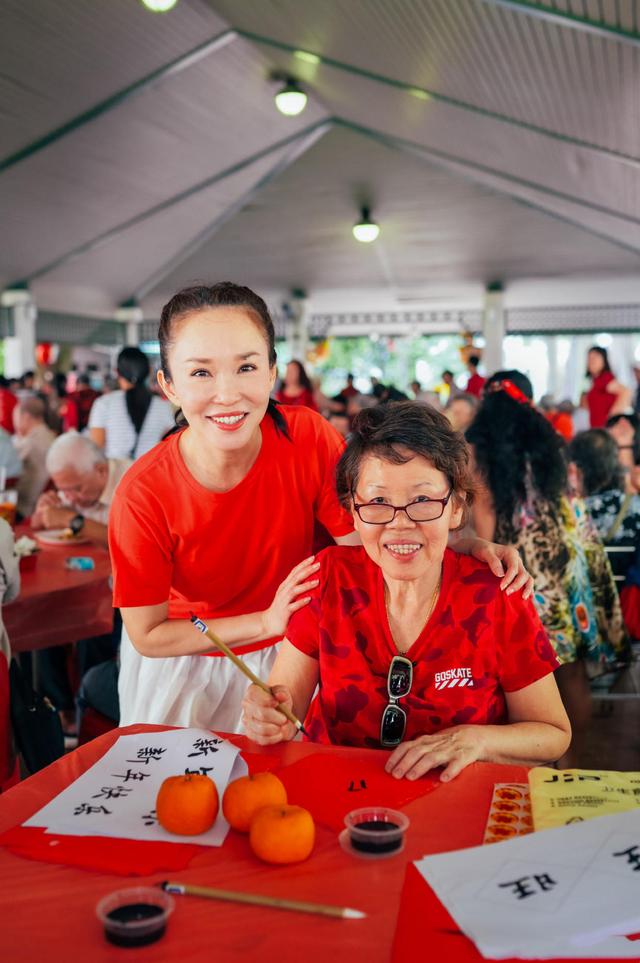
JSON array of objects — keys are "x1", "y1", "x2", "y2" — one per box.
[{"x1": 242, "y1": 403, "x2": 571, "y2": 781}]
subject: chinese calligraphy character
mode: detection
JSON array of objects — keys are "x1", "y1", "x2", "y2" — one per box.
[
  {"x1": 74, "y1": 803, "x2": 112, "y2": 816},
  {"x1": 141, "y1": 809, "x2": 157, "y2": 827},
  {"x1": 188, "y1": 737, "x2": 222, "y2": 758},
  {"x1": 498, "y1": 874, "x2": 557, "y2": 900},
  {"x1": 613, "y1": 845, "x2": 640, "y2": 871},
  {"x1": 185, "y1": 766, "x2": 214, "y2": 776},
  {"x1": 111, "y1": 769, "x2": 151, "y2": 783},
  {"x1": 543, "y1": 773, "x2": 601, "y2": 783},
  {"x1": 92, "y1": 785, "x2": 133, "y2": 800},
  {"x1": 126, "y1": 747, "x2": 167, "y2": 765},
  {"x1": 347, "y1": 779, "x2": 368, "y2": 792}
]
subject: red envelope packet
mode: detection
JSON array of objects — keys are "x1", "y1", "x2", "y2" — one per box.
[{"x1": 276, "y1": 752, "x2": 439, "y2": 831}]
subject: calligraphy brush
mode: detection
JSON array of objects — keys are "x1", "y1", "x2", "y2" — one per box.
[
  {"x1": 161, "y1": 881, "x2": 366, "y2": 919},
  {"x1": 190, "y1": 614, "x2": 308, "y2": 736}
]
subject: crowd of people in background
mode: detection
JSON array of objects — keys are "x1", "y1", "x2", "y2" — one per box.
[{"x1": 1, "y1": 333, "x2": 639, "y2": 762}]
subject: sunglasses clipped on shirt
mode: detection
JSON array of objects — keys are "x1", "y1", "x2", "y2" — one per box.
[{"x1": 380, "y1": 655, "x2": 414, "y2": 747}]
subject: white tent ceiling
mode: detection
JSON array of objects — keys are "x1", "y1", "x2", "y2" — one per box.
[{"x1": 2, "y1": 0, "x2": 640, "y2": 330}]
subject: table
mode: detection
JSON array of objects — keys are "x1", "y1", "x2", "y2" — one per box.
[
  {"x1": 5, "y1": 534, "x2": 113, "y2": 652},
  {"x1": 0, "y1": 724, "x2": 530, "y2": 962}
]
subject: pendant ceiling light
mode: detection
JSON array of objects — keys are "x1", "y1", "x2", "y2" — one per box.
[
  {"x1": 140, "y1": 0, "x2": 179, "y2": 11},
  {"x1": 274, "y1": 79, "x2": 308, "y2": 117},
  {"x1": 352, "y1": 207, "x2": 380, "y2": 243}
]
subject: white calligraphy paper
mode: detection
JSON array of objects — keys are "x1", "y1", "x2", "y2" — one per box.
[
  {"x1": 415, "y1": 808, "x2": 640, "y2": 959},
  {"x1": 24, "y1": 729, "x2": 247, "y2": 846}
]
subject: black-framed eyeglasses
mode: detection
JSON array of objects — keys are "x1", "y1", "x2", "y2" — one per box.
[
  {"x1": 380, "y1": 655, "x2": 413, "y2": 747},
  {"x1": 352, "y1": 489, "x2": 452, "y2": 525}
]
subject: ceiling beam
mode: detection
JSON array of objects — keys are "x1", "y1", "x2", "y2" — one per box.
[
  {"x1": 335, "y1": 119, "x2": 640, "y2": 259},
  {"x1": 239, "y1": 29, "x2": 640, "y2": 171},
  {"x1": 3, "y1": 19, "x2": 640, "y2": 180},
  {"x1": 329, "y1": 118, "x2": 640, "y2": 230},
  {"x1": 16, "y1": 118, "x2": 332, "y2": 285},
  {"x1": 132, "y1": 121, "x2": 332, "y2": 301},
  {"x1": 476, "y1": 0, "x2": 640, "y2": 47},
  {"x1": 0, "y1": 28, "x2": 237, "y2": 174},
  {"x1": 19, "y1": 110, "x2": 640, "y2": 288}
]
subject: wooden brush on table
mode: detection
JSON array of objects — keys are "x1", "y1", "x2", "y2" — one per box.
[{"x1": 161, "y1": 881, "x2": 365, "y2": 919}]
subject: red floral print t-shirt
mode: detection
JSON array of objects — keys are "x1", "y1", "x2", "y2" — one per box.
[{"x1": 286, "y1": 546, "x2": 559, "y2": 748}]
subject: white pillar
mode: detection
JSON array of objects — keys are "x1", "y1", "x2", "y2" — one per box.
[
  {"x1": 1, "y1": 288, "x2": 37, "y2": 378},
  {"x1": 286, "y1": 291, "x2": 309, "y2": 363},
  {"x1": 545, "y1": 335, "x2": 559, "y2": 399},
  {"x1": 482, "y1": 286, "x2": 505, "y2": 377},
  {"x1": 115, "y1": 304, "x2": 143, "y2": 347}
]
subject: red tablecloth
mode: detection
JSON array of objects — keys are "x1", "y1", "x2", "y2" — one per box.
[
  {"x1": 5, "y1": 535, "x2": 113, "y2": 652},
  {"x1": 0, "y1": 726, "x2": 614, "y2": 962},
  {"x1": 0, "y1": 724, "x2": 524, "y2": 963}
]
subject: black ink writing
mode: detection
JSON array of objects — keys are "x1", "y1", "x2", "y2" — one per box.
[
  {"x1": 347, "y1": 779, "x2": 368, "y2": 792},
  {"x1": 188, "y1": 737, "x2": 222, "y2": 758},
  {"x1": 92, "y1": 785, "x2": 133, "y2": 800},
  {"x1": 613, "y1": 845, "x2": 640, "y2": 871},
  {"x1": 126, "y1": 747, "x2": 167, "y2": 765},
  {"x1": 498, "y1": 874, "x2": 557, "y2": 900},
  {"x1": 74, "y1": 803, "x2": 112, "y2": 816},
  {"x1": 141, "y1": 809, "x2": 157, "y2": 827},
  {"x1": 111, "y1": 769, "x2": 151, "y2": 783}
]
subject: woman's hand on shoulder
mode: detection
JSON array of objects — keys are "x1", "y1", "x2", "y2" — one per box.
[
  {"x1": 260, "y1": 556, "x2": 320, "y2": 639},
  {"x1": 469, "y1": 538, "x2": 533, "y2": 599},
  {"x1": 242, "y1": 683, "x2": 297, "y2": 745},
  {"x1": 384, "y1": 726, "x2": 485, "y2": 783}
]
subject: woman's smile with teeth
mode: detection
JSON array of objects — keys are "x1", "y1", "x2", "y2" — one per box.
[
  {"x1": 210, "y1": 413, "x2": 246, "y2": 425},
  {"x1": 386, "y1": 543, "x2": 421, "y2": 555}
]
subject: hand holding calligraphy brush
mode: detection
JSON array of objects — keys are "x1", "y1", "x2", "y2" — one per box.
[{"x1": 190, "y1": 614, "x2": 308, "y2": 737}]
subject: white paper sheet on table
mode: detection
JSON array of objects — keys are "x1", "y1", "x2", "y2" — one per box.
[
  {"x1": 23, "y1": 728, "x2": 247, "y2": 846},
  {"x1": 415, "y1": 808, "x2": 640, "y2": 960}
]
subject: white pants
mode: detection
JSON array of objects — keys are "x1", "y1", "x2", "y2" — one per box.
[{"x1": 118, "y1": 625, "x2": 279, "y2": 733}]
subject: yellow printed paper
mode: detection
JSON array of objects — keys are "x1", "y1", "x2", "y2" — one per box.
[{"x1": 529, "y1": 767, "x2": 640, "y2": 831}]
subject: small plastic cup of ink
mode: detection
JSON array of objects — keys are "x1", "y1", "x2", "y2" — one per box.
[
  {"x1": 96, "y1": 887, "x2": 174, "y2": 947},
  {"x1": 341, "y1": 807, "x2": 409, "y2": 859}
]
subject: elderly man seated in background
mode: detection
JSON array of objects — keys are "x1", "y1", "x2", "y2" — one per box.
[
  {"x1": 31, "y1": 433, "x2": 131, "y2": 547},
  {"x1": 30, "y1": 433, "x2": 131, "y2": 737},
  {"x1": 12, "y1": 397, "x2": 56, "y2": 519}
]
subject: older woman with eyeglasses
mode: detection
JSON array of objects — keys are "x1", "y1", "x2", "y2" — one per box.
[{"x1": 243, "y1": 402, "x2": 571, "y2": 782}]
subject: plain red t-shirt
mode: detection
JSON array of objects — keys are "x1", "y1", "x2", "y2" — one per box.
[
  {"x1": 587, "y1": 370, "x2": 615, "y2": 427},
  {"x1": 275, "y1": 388, "x2": 318, "y2": 411},
  {"x1": 466, "y1": 372, "x2": 485, "y2": 398},
  {"x1": 0, "y1": 389, "x2": 16, "y2": 435},
  {"x1": 109, "y1": 406, "x2": 354, "y2": 655},
  {"x1": 286, "y1": 546, "x2": 559, "y2": 748}
]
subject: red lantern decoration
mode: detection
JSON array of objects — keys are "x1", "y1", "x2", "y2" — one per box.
[{"x1": 35, "y1": 343, "x2": 58, "y2": 366}]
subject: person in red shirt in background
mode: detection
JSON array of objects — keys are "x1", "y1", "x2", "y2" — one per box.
[
  {"x1": 275, "y1": 360, "x2": 318, "y2": 411},
  {"x1": 0, "y1": 378, "x2": 17, "y2": 435},
  {"x1": 110, "y1": 283, "x2": 532, "y2": 734},
  {"x1": 539, "y1": 395, "x2": 574, "y2": 441},
  {"x1": 465, "y1": 355, "x2": 485, "y2": 398},
  {"x1": 243, "y1": 402, "x2": 569, "y2": 781},
  {"x1": 586, "y1": 346, "x2": 630, "y2": 428},
  {"x1": 67, "y1": 374, "x2": 100, "y2": 431}
]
